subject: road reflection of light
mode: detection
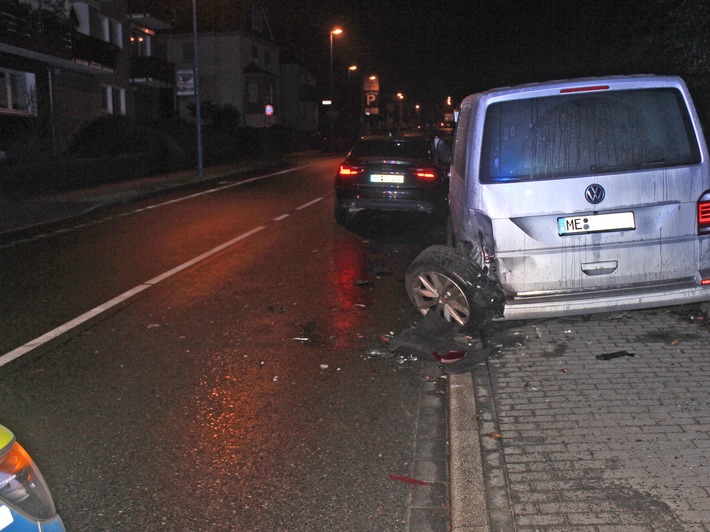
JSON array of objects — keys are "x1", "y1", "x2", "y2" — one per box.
[
  {"x1": 185, "y1": 351, "x2": 273, "y2": 473},
  {"x1": 329, "y1": 233, "x2": 372, "y2": 349}
]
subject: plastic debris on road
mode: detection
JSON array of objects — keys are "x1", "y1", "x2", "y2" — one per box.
[
  {"x1": 595, "y1": 350, "x2": 635, "y2": 360},
  {"x1": 388, "y1": 474, "x2": 431, "y2": 486},
  {"x1": 386, "y1": 311, "x2": 492, "y2": 373}
]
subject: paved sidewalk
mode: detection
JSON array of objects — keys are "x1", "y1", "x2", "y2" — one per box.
[{"x1": 450, "y1": 307, "x2": 710, "y2": 531}]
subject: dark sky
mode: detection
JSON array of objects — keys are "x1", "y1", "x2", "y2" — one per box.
[{"x1": 140, "y1": 0, "x2": 708, "y2": 118}]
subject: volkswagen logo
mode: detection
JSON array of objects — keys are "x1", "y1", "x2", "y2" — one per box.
[{"x1": 585, "y1": 184, "x2": 605, "y2": 204}]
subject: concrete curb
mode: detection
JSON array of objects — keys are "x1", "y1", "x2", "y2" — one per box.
[{"x1": 449, "y1": 372, "x2": 490, "y2": 531}]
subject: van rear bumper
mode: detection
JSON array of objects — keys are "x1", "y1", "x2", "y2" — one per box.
[{"x1": 497, "y1": 280, "x2": 710, "y2": 321}]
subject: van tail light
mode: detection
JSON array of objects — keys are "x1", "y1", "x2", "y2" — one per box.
[
  {"x1": 698, "y1": 192, "x2": 710, "y2": 235},
  {"x1": 411, "y1": 167, "x2": 438, "y2": 182},
  {"x1": 337, "y1": 164, "x2": 364, "y2": 182}
]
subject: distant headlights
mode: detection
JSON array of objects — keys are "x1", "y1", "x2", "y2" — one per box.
[{"x1": 0, "y1": 428, "x2": 57, "y2": 521}]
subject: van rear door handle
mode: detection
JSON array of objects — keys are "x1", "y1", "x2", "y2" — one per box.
[{"x1": 582, "y1": 261, "x2": 618, "y2": 276}]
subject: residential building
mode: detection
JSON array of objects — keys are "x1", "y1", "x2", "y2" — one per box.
[
  {"x1": 0, "y1": 0, "x2": 174, "y2": 158},
  {"x1": 280, "y1": 48, "x2": 318, "y2": 133},
  {"x1": 162, "y1": 29, "x2": 281, "y2": 128},
  {"x1": 128, "y1": 10, "x2": 175, "y2": 121}
]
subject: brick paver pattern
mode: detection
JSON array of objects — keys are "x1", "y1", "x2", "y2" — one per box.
[{"x1": 476, "y1": 308, "x2": 710, "y2": 532}]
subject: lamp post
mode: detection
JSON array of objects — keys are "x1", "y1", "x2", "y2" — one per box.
[
  {"x1": 396, "y1": 92, "x2": 404, "y2": 134},
  {"x1": 191, "y1": 0, "x2": 203, "y2": 176},
  {"x1": 329, "y1": 27, "x2": 342, "y2": 152}
]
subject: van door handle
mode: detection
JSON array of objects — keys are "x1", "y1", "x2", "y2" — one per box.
[{"x1": 582, "y1": 261, "x2": 618, "y2": 276}]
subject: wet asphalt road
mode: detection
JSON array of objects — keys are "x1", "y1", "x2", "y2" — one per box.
[{"x1": 0, "y1": 158, "x2": 449, "y2": 531}]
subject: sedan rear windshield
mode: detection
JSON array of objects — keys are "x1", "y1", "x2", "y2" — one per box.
[
  {"x1": 350, "y1": 140, "x2": 430, "y2": 159},
  {"x1": 480, "y1": 88, "x2": 701, "y2": 183}
]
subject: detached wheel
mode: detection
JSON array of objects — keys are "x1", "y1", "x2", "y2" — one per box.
[
  {"x1": 406, "y1": 245, "x2": 504, "y2": 333},
  {"x1": 334, "y1": 206, "x2": 350, "y2": 226}
]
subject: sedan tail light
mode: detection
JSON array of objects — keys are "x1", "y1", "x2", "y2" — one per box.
[
  {"x1": 698, "y1": 192, "x2": 710, "y2": 235},
  {"x1": 337, "y1": 164, "x2": 365, "y2": 182},
  {"x1": 411, "y1": 167, "x2": 438, "y2": 182}
]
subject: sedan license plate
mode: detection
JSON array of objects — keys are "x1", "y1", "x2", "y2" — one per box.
[
  {"x1": 558, "y1": 212, "x2": 635, "y2": 235},
  {"x1": 370, "y1": 174, "x2": 404, "y2": 184}
]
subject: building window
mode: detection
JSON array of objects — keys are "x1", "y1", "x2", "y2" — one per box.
[
  {"x1": 100, "y1": 16, "x2": 123, "y2": 48},
  {"x1": 0, "y1": 69, "x2": 37, "y2": 116},
  {"x1": 102, "y1": 85, "x2": 125, "y2": 115}
]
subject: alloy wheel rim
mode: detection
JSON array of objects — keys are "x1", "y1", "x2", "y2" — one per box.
[{"x1": 412, "y1": 272, "x2": 470, "y2": 326}]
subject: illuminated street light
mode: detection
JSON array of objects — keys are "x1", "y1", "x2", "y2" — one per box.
[
  {"x1": 329, "y1": 27, "x2": 343, "y2": 152},
  {"x1": 396, "y1": 92, "x2": 404, "y2": 133}
]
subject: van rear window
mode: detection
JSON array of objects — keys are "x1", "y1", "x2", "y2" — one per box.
[{"x1": 480, "y1": 88, "x2": 701, "y2": 183}]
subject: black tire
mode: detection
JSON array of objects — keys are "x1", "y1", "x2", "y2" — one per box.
[
  {"x1": 445, "y1": 214, "x2": 455, "y2": 248},
  {"x1": 405, "y1": 245, "x2": 505, "y2": 333},
  {"x1": 334, "y1": 206, "x2": 349, "y2": 226}
]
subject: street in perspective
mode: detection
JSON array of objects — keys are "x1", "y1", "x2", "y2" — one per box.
[
  {"x1": 2, "y1": 0, "x2": 710, "y2": 531},
  {"x1": 2, "y1": 155, "x2": 710, "y2": 531},
  {"x1": 1, "y1": 157, "x2": 454, "y2": 531}
]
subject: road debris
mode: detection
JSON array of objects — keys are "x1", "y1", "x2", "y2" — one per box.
[
  {"x1": 386, "y1": 311, "x2": 491, "y2": 373},
  {"x1": 595, "y1": 350, "x2": 635, "y2": 360},
  {"x1": 433, "y1": 350, "x2": 467, "y2": 364},
  {"x1": 388, "y1": 474, "x2": 431, "y2": 486}
]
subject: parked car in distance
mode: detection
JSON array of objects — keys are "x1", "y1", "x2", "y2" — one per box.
[
  {"x1": 0, "y1": 424, "x2": 65, "y2": 531},
  {"x1": 334, "y1": 135, "x2": 449, "y2": 225},
  {"x1": 407, "y1": 75, "x2": 710, "y2": 328}
]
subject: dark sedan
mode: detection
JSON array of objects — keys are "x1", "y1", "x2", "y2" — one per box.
[{"x1": 334, "y1": 135, "x2": 449, "y2": 224}]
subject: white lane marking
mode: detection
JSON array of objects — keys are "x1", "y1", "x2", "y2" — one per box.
[
  {"x1": 296, "y1": 197, "x2": 323, "y2": 210},
  {"x1": 0, "y1": 189, "x2": 330, "y2": 366},
  {"x1": 145, "y1": 226, "x2": 264, "y2": 285},
  {"x1": 0, "y1": 163, "x2": 327, "y2": 250},
  {"x1": 145, "y1": 165, "x2": 312, "y2": 210},
  {"x1": 0, "y1": 226, "x2": 266, "y2": 367},
  {"x1": 0, "y1": 284, "x2": 152, "y2": 368}
]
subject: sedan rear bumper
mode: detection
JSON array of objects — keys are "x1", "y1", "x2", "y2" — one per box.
[{"x1": 335, "y1": 187, "x2": 446, "y2": 214}]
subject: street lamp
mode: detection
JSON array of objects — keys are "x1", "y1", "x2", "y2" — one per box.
[
  {"x1": 329, "y1": 27, "x2": 343, "y2": 152},
  {"x1": 396, "y1": 92, "x2": 404, "y2": 134},
  {"x1": 191, "y1": 0, "x2": 203, "y2": 176},
  {"x1": 348, "y1": 65, "x2": 357, "y2": 78}
]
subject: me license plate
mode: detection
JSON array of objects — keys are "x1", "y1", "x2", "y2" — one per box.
[
  {"x1": 558, "y1": 212, "x2": 635, "y2": 235},
  {"x1": 370, "y1": 174, "x2": 404, "y2": 184}
]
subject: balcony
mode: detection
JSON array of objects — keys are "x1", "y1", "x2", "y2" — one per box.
[
  {"x1": 130, "y1": 55, "x2": 175, "y2": 87},
  {"x1": 0, "y1": 3, "x2": 119, "y2": 71},
  {"x1": 71, "y1": 32, "x2": 120, "y2": 70},
  {"x1": 0, "y1": 3, "x2": 73, "y2": 59}
]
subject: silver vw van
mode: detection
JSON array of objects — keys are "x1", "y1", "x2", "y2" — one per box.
[{"x1": 407, "y1": 75, "x2": 710, "y2": 326}]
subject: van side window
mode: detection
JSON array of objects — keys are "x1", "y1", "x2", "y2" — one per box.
[{"x1": 453, "y1": 106, "x2": 470, "y2": 178}]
